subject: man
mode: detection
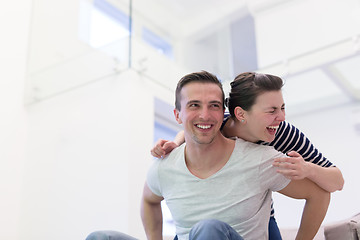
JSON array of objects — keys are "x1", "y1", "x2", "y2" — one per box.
[{"x1": 141, "y1": 71, "x2": 330, "y2": 240}]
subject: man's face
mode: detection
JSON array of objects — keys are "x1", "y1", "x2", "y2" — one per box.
[{"x1": 174, "y1": 82, "x2": 224, "y2": 145}]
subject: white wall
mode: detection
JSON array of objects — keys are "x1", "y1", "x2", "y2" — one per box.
[
  {"x1": 27, "y1": 0, "x2": 92, "y2": 74},
  {"x1": 19, "y1": 0, "x2": 187, "y2": 238},
  {"x1": 254, "y1": 0, "x2": 360, "y2": 68},
  {"x1": 20, "y1": 70, "x2": 154, "y2": 240},
  {"x1": 0, "y1": 1, "x2": 32, "y2": 239}
]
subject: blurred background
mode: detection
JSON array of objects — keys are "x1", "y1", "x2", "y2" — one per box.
[{"x1": 1, "y1": 0, "x2": 360, "y2": 239}]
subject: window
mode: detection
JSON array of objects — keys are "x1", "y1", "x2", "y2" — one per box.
[
  {"x1": 79, "y1": 0, "x2": 130, "y2": 48},
  {"x1": 142, "y1": 27, "x2": 174, "y2": 59}
]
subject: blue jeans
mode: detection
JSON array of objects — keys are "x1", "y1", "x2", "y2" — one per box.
[
  {"x1": 174, "y1": 217, "x2": 281, "y2": 240},
  {"x1": 175, "y1": 219, "x2": 243, "y2": 240},
  {"x1": 85, "y1": 230, "x2": 138, "y2": 240},
  {"x1": 268, "y1": 216, "x2": 282, "y2": 240}
]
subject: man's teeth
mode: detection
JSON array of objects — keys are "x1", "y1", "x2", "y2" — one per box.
[
  {"x1": 267, "y1": 126, "x2": 279, "y2": 130},
  {"x1": 197, "y1": 124, "x2": 211, "y2": 129}
]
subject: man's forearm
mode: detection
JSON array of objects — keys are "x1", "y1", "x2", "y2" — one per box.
[
  {"x1": 295, "y1": 188, "x2": 330, "y2": 240},
  {"x1": 141, "y1": 200, "x2": 163, "y2": 240},
  {"x1": 307, "y1": 165, "x2": 344, "y2": 192}
]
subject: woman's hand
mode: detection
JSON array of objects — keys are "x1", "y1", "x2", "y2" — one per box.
[
  {"x1": 273, "y1": 151, "x2": 310, "y2": 180},
  {"x1": 274, "y1": 151, "x2": 344, "y2": 192},
  {"x1": 150, "y1": 139, "x2": 179, "y2": 158}
]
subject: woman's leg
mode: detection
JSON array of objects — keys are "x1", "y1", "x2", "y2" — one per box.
[{"x1": 268, "y1": 216, "x2": 282, "y2": 240}]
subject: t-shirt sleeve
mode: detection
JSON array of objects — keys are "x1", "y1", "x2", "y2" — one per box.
[
  {"x1": 259, "y1": 147, "x2": 291, "y2": 192},
  {"x1": 146, "y1": 160, "x2": 163, "y2": 197}
]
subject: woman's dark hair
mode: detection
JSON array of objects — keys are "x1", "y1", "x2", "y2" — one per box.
[
  {"x1": 175, "y1": 71, "x2": 225, "y2": 110},
  {"x1": 226, "y1": 72, "x2": 284, "y2": 118}
]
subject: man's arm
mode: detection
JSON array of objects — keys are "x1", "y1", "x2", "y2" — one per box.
[
  {"x1": 141, "y1": 183, "x2": 164, "y2": 240},
  {"x1": 278, "y1": 178, "x2": 330, "y2": 240},
  {"x1": 306, "y1": 164, "x2": 344, "y2": 192}
]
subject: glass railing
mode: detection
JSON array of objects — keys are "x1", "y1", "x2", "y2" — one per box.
[{"x1": 25, "y1": 0, "x2": 190, "y2": 104}]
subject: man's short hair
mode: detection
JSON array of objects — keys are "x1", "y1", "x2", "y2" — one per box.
[{"x1": 175, "y1": 71, "x2": 225, "y2": 110}]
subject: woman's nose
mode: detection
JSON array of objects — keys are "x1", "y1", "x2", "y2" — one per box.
[{"x1": 278, "y1": 110, "x2": 285, "y2": 121}]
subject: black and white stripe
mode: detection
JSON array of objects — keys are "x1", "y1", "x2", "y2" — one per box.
[{"x1": 258, "y1": 121, "x2": 333, "y2": 167}]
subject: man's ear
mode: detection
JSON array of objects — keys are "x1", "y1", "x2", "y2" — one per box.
[
  {"x1": 234, "y1": 106, "x2": 246, "y2": 122},
  {"x1": 174, "y1": 109, "x2": 182, "y2": 124}
]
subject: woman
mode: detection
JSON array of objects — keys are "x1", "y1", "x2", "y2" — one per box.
[{"x1": 151, "y1": 72, "x2": 344, "y2": 240}]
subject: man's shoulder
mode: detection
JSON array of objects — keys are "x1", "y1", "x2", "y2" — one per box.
[
  {"x1": 234, "y1": 138, "x2": 284, "y2": 158},
  {"x1": 168, "y1": 143, "x2": 185, "y2": 156},
  {"x1": 158, "y1": 143, "x2": 185, "y2": 165},
  {"x1": 148, "y1": 144, "x2": 185, "y2": 185},
  {"x1": 234, "y1": 138, "x2": 274, "y2": 151}
]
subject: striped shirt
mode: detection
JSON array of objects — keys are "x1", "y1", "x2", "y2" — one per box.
[{"x1": 257, "y1": 121, "x2": 333, "y2": 168}]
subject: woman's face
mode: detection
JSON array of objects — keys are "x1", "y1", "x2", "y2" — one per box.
[{"x1": 241, "y1": 90, "x2": 285, "y2": 143}]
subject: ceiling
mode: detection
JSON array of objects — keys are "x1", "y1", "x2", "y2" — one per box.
[
  {"x1": 130, "y1": 0, "x2": 248, "y2": 40},
  {"x1": 125, "y1": 0, "x2": 360, "y2": 116}
]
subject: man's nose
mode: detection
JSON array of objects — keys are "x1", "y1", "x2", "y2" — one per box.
[{"x1": 199, "y1": 107, "x2": 210, "y2": 120}]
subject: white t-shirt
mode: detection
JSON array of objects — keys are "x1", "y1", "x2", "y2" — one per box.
[{"x1": 146, "y1": 138, "x2": 290, "y2": 240}]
